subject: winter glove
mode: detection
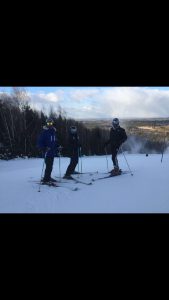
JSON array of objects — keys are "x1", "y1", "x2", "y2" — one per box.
[
  {"x1": 117, "y1": 141, "x2": 123, "y2": 148},
  {"x1": 56, "y1": 152, "x2": 61, "y2": 157},
  {"x1": 57, "y1": 145, "x2": 63, "y2": 156},
  {"x1": 57, "y1": 145, "x2": 63, "y2": 151},
  {"x1": 44, "y1": 147, "x2": 51, "y2": 153}
]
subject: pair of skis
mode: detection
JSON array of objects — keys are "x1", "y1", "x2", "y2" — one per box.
[
  {"x1": 29, "y1": 178, "x2": 80, "y2": 191},
  {"x1": 36, "y1": 180, "x2": 79, "y2": 191},
  {"x1": 91, "y1": 170, "x2": 130, "y2": 182},
  {"x1": 34, "y1": 173, "x2": 94, "y2": 191},
  {"x1": 55, "y1": 171, "x2": 98, "y2": 185},
  {"x1": 55, "y1": 176, "x2": 93, "y2": 186},
  {"x1": 63, "y1": 177, "x2": 93, "y2": 186}
]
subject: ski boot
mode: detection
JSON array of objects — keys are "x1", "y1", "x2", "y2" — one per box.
[
  {"x1": 111, "y1": 167, "x2": 121, "y2": 176},
  {"x1": 63, "y1": 174, "x2": 73, "y2": 180},
  {"x1": 72, "y1": 171, "x2": 81, "y2": 174},
  {"x1": 49, "y1": 177, "x2": 57, "y2": 182},
  {"x1": 41, "y1": 178, "x2": 51, "y2": 185}
]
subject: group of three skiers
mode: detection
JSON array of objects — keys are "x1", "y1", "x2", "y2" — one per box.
[{"x1": 37, "y1": 118, "x2": 127, "y2": 184}]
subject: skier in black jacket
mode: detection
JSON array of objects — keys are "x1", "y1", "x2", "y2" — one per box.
[
  {"x1": 104, "y1": 118, "x2": 127, "y2": 175},
  {"x1": 63, "y1": 126, "x2": 81, "y2": 179}
]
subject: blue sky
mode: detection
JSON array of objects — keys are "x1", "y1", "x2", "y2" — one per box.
[
  {"x1": 0, "y1": 86, "x2": 103, "y2": 93},
  {"x1": 1, "y1": 86, "x2": 169, "y2": 119},
  {"x1": 1, "y1": 86, "x2": 169, "y2": 93}
]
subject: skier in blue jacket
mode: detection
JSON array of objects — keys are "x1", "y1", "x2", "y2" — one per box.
[{"x1": 37, "y1": 118, "x2": 61, "y2": 183}]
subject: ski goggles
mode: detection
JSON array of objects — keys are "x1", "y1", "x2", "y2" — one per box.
[{"x1": 47, "y1": 122, "x2": 53, "y2": 126}]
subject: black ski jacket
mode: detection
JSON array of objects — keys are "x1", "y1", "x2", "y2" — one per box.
[
  {"x1": 68, "y1": 133, "x2": 81, "y2": 158},
  {"x1": 105, "y1": 126, "x2": 127, "y2": 150}
]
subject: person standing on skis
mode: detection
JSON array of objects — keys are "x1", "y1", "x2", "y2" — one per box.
[
  {"x1": 63, "y1": 125, "x2": 81, "y2": 179},
  {"x1": 37, "y1": 118, "x2": 61, "y2": 183},
  {"x1": 104, "y1": 118, "x2": 127, "y2": 175}
]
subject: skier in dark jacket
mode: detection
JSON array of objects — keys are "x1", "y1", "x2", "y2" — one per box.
[
  {"x1": 104, "y1": 118, "x2": 127, "y2": 175},
  {"x1": 37, "y1": 118, "x2": 61, "y2": 183},
  {"x1": 63, "y1": 126, "x2": 81, "y2": 179}
]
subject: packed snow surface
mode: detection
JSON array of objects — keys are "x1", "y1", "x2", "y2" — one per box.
[{"x1": 0, "y1": 154, "x2": 168, "y2": 213}]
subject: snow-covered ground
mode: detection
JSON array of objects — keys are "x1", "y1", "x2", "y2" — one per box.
[{"x1": 0, "y1": 153, "x2": 169, "y2": 213}]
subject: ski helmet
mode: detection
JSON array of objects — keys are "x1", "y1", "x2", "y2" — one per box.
[
  {"x1": 70, "y1": 126, "x2": 77, "y2": 134},
  {"x1": 112, "y1": 118, "x2": 119, "y2": 129},
  {"x1": 46, "y1": 118, "x2": 54, "y2": 126}
]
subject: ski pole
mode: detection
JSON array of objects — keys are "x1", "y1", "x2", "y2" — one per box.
[
  {"x1": 77, "y1": 148, "x2": 80, "y2": 178},
  {"x1": 161, "y1": 150, "x2": 164, "y2": 163},
  {"x1": 161, "y1": 133, "x2": 166, "y2": 163},
  {"x1": 38, "y1": 151, "x2": 47, "y2": 192},
  {"x1": 58, "y1": 146, "x2": 63, "y2": 181},
  {"x1": 104, "y1": 147, "x2": 109, "y2": 172},
  {"x1": 79, "y1": 147, "x2": 82, "y2": 174},
  {"x1": 120, "y1": 146, "x2": 133, "y2": 176},
  {"x1": 59, "y1": 153, "x2": 61, "y2": 181}
]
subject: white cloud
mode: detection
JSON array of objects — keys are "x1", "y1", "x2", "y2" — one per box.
[
  {"x1": 94, "y1": 87, "x2": 169, "y2": 118},
  {"x1": 27, "y1": 90, "x2": 65, "y2": 113},
  {"x1": 69, "y1": 89, "x2": 99, "y2": 101},
  {"x1": 25, "y1": 87, "x2": 169, "y2": 119},
  {"x1": 37, "y1": 92, "x2": 59, "y2": 102}
]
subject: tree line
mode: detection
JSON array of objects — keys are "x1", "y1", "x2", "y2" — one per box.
[
  {"x1": 0, "y1": 88, "x2": 110, "y2": 159},
  {"x1": 0, "y1": 88, "x2": 168, "y2": 160}
]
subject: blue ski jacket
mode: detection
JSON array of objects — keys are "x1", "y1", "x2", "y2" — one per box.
[{"x1": 37, "y1": 126, "x2": 58, "y2": 157}]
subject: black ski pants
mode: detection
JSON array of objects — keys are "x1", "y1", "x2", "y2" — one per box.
[
  {"x1": 111, "y1": 147, "x2": 119, "y2": 168},
  {"x1": 65, "y1": 156, "x2": 78, "y2": 176},
  {"x1": 43, "y1": 157, "x2": 54, "y2": 181}
]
